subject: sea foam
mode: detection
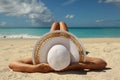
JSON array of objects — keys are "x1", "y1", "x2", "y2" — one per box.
[{"x1": 0, "y1": 34, "x2": 40, "y2": 39}]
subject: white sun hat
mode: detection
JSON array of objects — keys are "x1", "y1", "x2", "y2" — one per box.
[{"x1": 32, "y1": 30, "x2": 86, "y2": 71}]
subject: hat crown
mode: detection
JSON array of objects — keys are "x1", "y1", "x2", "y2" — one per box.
[{"x1": 47, "y1": 45, "x2": 70, "y2": 71}]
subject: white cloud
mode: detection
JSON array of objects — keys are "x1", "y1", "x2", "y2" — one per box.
[
  {"x1": 98, "y1": 0, "x2": 120, "y2": 7},
  {"x1": 98, "y1": 0, "x2": 103, "y2": 3},
  {"x1": 98, "y1": 0, "x2": 120, "y2": 3},
  {"x1": 0, "y1": 0, "x2": 54, "y2": 26},
  {"x1": 96, "y1": 19, "x2": 104, "y2": 22},
  {"x1": 65, "y1": 14, "x2": 75, "y2": 19},
  {"x1": 0, "y1": 22, "x2": 6, "y2": 26},
  {"x1": 96, "y1": 19, "x2": 120, "y2": 23},
  {"x1": 105, "y1": 0, "x2": 120, "y2": 3},
  {"x1": 62, "y1": 0, "x2": 78, "y2": 6}
]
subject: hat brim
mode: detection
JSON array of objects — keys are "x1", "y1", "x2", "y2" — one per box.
[{"x1": 32, "y1": 30, "x2": 86, "y2": 64}]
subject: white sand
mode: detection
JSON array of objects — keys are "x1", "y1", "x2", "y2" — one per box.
[{"x1": 0, "y1": 38, "x2": 120, "y2": 80}]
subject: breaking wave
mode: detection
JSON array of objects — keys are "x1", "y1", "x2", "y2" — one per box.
[{"x1": 0, "y1": 34, "x2": 40, "y2": 39}]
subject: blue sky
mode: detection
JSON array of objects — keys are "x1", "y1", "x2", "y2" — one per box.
[{"x1": 0, "y1": 0, "x2": 120, "y2": 27}]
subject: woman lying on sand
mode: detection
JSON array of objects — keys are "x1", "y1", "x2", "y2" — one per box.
[{"x1": 9, "y1": 22, "x2": 107, "y2": 73}]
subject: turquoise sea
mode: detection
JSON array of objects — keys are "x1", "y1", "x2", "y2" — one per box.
[{"x1": 0, "y1": 27, "x2": 120, "y2": 38}]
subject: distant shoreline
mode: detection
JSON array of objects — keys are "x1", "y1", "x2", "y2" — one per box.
[{"x1": 1, "y1": 38, "x2": 120, "y2": 42}]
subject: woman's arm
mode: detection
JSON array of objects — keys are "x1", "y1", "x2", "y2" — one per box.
[
  {"x1": 9, "y1": 58, "x2": 35, "y2": 72},
  {"x1": 63, "y1": 57, "x2": 107, "y2": 71},
  {"x1": 9, "y1": 58, "x2": 54, "y2": 73}
]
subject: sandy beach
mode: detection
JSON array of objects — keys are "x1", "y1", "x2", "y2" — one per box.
[{"x1": 0, "y1": 38, "x2": 120, "y2": 80}]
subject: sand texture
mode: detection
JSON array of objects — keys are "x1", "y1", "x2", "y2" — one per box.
[{"x1": 0, "y1": 38, "x2": 120, "y2": 80}]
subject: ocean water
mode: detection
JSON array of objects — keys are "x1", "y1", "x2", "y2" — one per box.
[{"x1": 0, "y1": 27, "x2": 120, "y2": 38}]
